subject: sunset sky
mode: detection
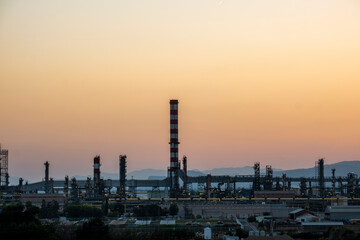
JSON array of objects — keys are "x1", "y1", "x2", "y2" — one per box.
[{"x1": 1, "y1": 0, "x2": 360, "y2": 182}]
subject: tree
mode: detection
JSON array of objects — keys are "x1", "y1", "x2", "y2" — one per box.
[
  {"x1": 329, "y1": 227, "x2": 358, "y2": 240},
  {"x1": 109, "y1": 202, "x2": 124, "y2": 216},
  {"x1": 169, "y1": 203, "x2": 179, "y2": 216},
  {"x1": 0, "y1": 203, "x2": 60, "y2": 240},
  {"x1": 76, "y1": 218, "x2": 109, "y2": 240},
  {"x1": 236, "y1": 228, "x2": 249, "y2": 238},
  {"x1": 39, "y1": 200, "x2": 59, "y2": 219},
  {"x1": 133, "y1": 204, "x2": 167, "y2": 218},
  {"x1": 247, "y1": 215, "x2": 256, "y2": 222},
  {"x1": 64, "y1": 204, "x2": 103, "y2": 218},
  {"x1": 70, "y1": 177, "x2": 79, "y2": 203}
]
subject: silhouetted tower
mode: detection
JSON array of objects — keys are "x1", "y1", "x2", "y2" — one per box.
[
  {"x1": 119, "y1": 155, "x2": 127, "y2": 198},
  {"x1": 338, "y1": 177, "x2": 344, "y2": 195},
  {"x1": 253, "y1": 162, "x2": 261, "y2": 191},
  {"x1": 64, "y1": 176, "x2": 69, "y2": 204},
  {"x1": 308, "y1": 179, "x2": 313, "y2": 195},
  {"x1": 0, "y1": 146, "x2": 9, "y2": 187},
  {"x1": 265, "y1": 165, "x2": 273, "y2": 190},
  {"x1": 85, "y1": 177, "x2": 91, "y2": 199},
  {"x1": 18, "y1": 178, "x2": 23, "y2": 193},
  {"x1": 318, "y1": 158, "x2": 325, "y2": 197},
  {"x1": 70, "y1": 177, "x2": 79, "y2": 202},
  {"x1": 50, "y1": 178, "x2": 54, "y2": 193},
  {"x1": 356, "y1": 177, "x2": 360, "y2": 197},
  {"x1": 169, "y1": 99, "x2": 180, "y2": 197},
  {"x1": 206, "y1": 174, "x2": 211, "y2": 198},
  {"x1": 331, "y1": 168, "x2": 336, "y2": 196},
  {"x1": 44, "y1": 161, "x2": 50, "y2": 193},
  {"x1": 282, "y1": 173, "x2": 287, "y2": 191},
  {"x1": 288, "y1": 178, "x2": 292, "y2": 190},
  {"x1": 347, "y1": 173, "x2": 356, "y2": 197},
  {"x1": 93, "y1": 155, "x2": 101, "y2": 197},
  {"x1": 300, "y1": 177, "x2": 307, "y2": 196},
  {"x1": 5, "y1": 173, "x2": 9, "y2": 187},
  {"x1": 182, "y1": 155, "x2": 187, "y2": 194},
  {"x1": 275, "y1": 178, "x2": 281, "y2": 191}
]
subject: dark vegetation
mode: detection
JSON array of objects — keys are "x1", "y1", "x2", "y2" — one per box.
[
  {"x1": 0, "y1": 203, "x2": 60, "y2": 240},
  {"x1": 109, "y1": 202, "x2": 125, "y2": 217},
  {"x1": 64, "y1": 204, "x2": 103, "y2": 218},
  {"x1": 113, "y1": 229, "x2": 202, "y2": 240},
  {"x1": 75, "y1": 218, "x2": 109, "y2": 240},
  {"x1": 133, "y1": 204, "x2": 168, "y2": 218},
  {"x1": 40, "y1": 200, "x2": 60, "y2": 219},
  {"x1": 289, "y1": 227, "x2": 358, "y2": 240}
]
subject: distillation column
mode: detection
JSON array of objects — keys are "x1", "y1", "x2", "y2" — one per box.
[
  {"x1": 183, "y1": 155, "x2": 187, "y2": 194},
  {"x1": 119, "y1": 155, "x2": 127, "y2": 198},
  {"x1": 318, "y1": 158, "x2": 325, "y2": 197},
  {"x1": 44, "y1": 161, "x2": 50, "y2": 193},
  {"x1": 253, "y1": 162, "x2": 261, "y2": 192},
  {"x1": 93, "y1": 155, "x2": 101, "y2": 197}
]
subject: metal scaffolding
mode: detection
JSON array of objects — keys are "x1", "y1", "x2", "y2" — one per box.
[
  {"x1": 253, "y1": 162, "x2": 261, "y2": 191},
  {"x1": 0, "y1": 146, "x2": 9, "y2": 187}
]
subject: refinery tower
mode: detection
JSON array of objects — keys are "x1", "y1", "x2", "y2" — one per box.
[{"x1": 169, "y1": 100, "x2": 180, "y2": 196}]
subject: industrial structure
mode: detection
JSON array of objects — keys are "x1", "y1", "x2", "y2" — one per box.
[
  {"x1": 169, "y1": 99, "x2": 180, "y2": 197},
  {"x1": 0, "y1": 145, "x2": 9, "y2": 188},
  {"x1": 119, "y1": 155, "x2": 127, "y2": 198},
  {"x1": 1, "y1": 100, "x2": 360, "y2": 207}
]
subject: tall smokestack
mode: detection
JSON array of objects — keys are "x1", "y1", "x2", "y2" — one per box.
[
  {"x1": 119, "y1": 155, "x2": 127, "y2": 198},
  {"x1": 44, "y1": 161, "x2": 50, "y2": 193},
  {"x1": 170, "y1": 100, "x2": 179, "y2": 192},
  {"x1": 94, "y1": 155, "x2": 101, "y2": 196}
]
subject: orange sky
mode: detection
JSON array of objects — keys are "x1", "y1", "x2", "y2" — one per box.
[{"x1": 1, "y1": 0, "x2": 360, "y2": 181}]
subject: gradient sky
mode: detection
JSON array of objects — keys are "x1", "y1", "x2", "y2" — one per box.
[{"x1": 1, "y1": 0, "x2": 360, "y2": 182}]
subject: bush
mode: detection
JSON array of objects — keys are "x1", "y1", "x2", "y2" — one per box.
[
  {"x1": 236, "y1": 228, "x2": 249, "y2": 238},
  {"x1": 247, "y1": 215, "x2": 256, "y2": 222},
  {"x1": 169, "y1": 203, "x2": 179, "y2": 216},
  {"x1": 64, "y1": 204, "x2": 103, "y2": 218},
  {"x1": 39, "y1": 200, "x2": 59, "y2": 219},
  {"x1": 109, "y1": 202, "x2": 124, "y2": 216},
  {"x1": 76, "y1": 218, "x2": 109, "y2": 240},
  {"x1": 329, "y1": 227, "x2": 358, "y2": 240},
  {"x1": 133, "y1": 204, "x2": 167, "y2": 218}
]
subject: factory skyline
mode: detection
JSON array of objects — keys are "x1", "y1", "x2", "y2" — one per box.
[{"x1": 1, "y1": 99, "x2": 359, "y2": 184}]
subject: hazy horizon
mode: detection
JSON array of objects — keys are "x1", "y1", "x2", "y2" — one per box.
[
  {"x1": 1, "y1": 1, "x2": 360, "y2": 181},
  {"x1": 8, "y1": 159, "x2": 360, "y2": 183}
]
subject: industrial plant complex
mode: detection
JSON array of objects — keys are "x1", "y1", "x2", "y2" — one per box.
[{"x1": 1, "y1": 100, "x2": 360, "y2": 239}]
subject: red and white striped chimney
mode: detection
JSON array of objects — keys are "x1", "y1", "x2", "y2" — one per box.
[{"x1": 169, "y1": 100, "x2": 179, "y2": 174}]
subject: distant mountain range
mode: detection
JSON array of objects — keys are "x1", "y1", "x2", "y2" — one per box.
[
  {"x1": 9, "y1": 161, "x2": 360, "y2": 185},
  {"x1": 117, "y1": 160, "x2": 360, "y2": 180},
  {"x1": 273, "y1": 160, "x2": 360, "y2": 178}
]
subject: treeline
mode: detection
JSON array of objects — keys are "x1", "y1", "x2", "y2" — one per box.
[
  {"x1": 133, "y1": 203, "x2": 178, "y2": 218},
  {"x1": 0, "y1": 203, "x2": 195, "y2": 240},
  {"x1": 64, "y1": 204, "x2": 103, "y2": 218},
  {"x1": 0, "y1": 203, "x2": 61, "y2": 240},
  {"x1": 113, "y1": 229, "x2": 202, "y2": 240}
]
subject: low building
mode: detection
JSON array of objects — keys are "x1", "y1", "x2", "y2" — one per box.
[
  {"x1": 172, "y1": 202, "x2": 295, "y2": 219},
  {"x1": 289, "y1": 209, "x2": 319, "y2": 222},
  {"x1": 325, "y1": 206, "x2": 360, "y2": 221},
  {"x1": 301, "y1": 222, "x2": 344, "y2": 233},
  {"x1": 21, "y1": 193, "x2": 65, "y2": 209}
]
